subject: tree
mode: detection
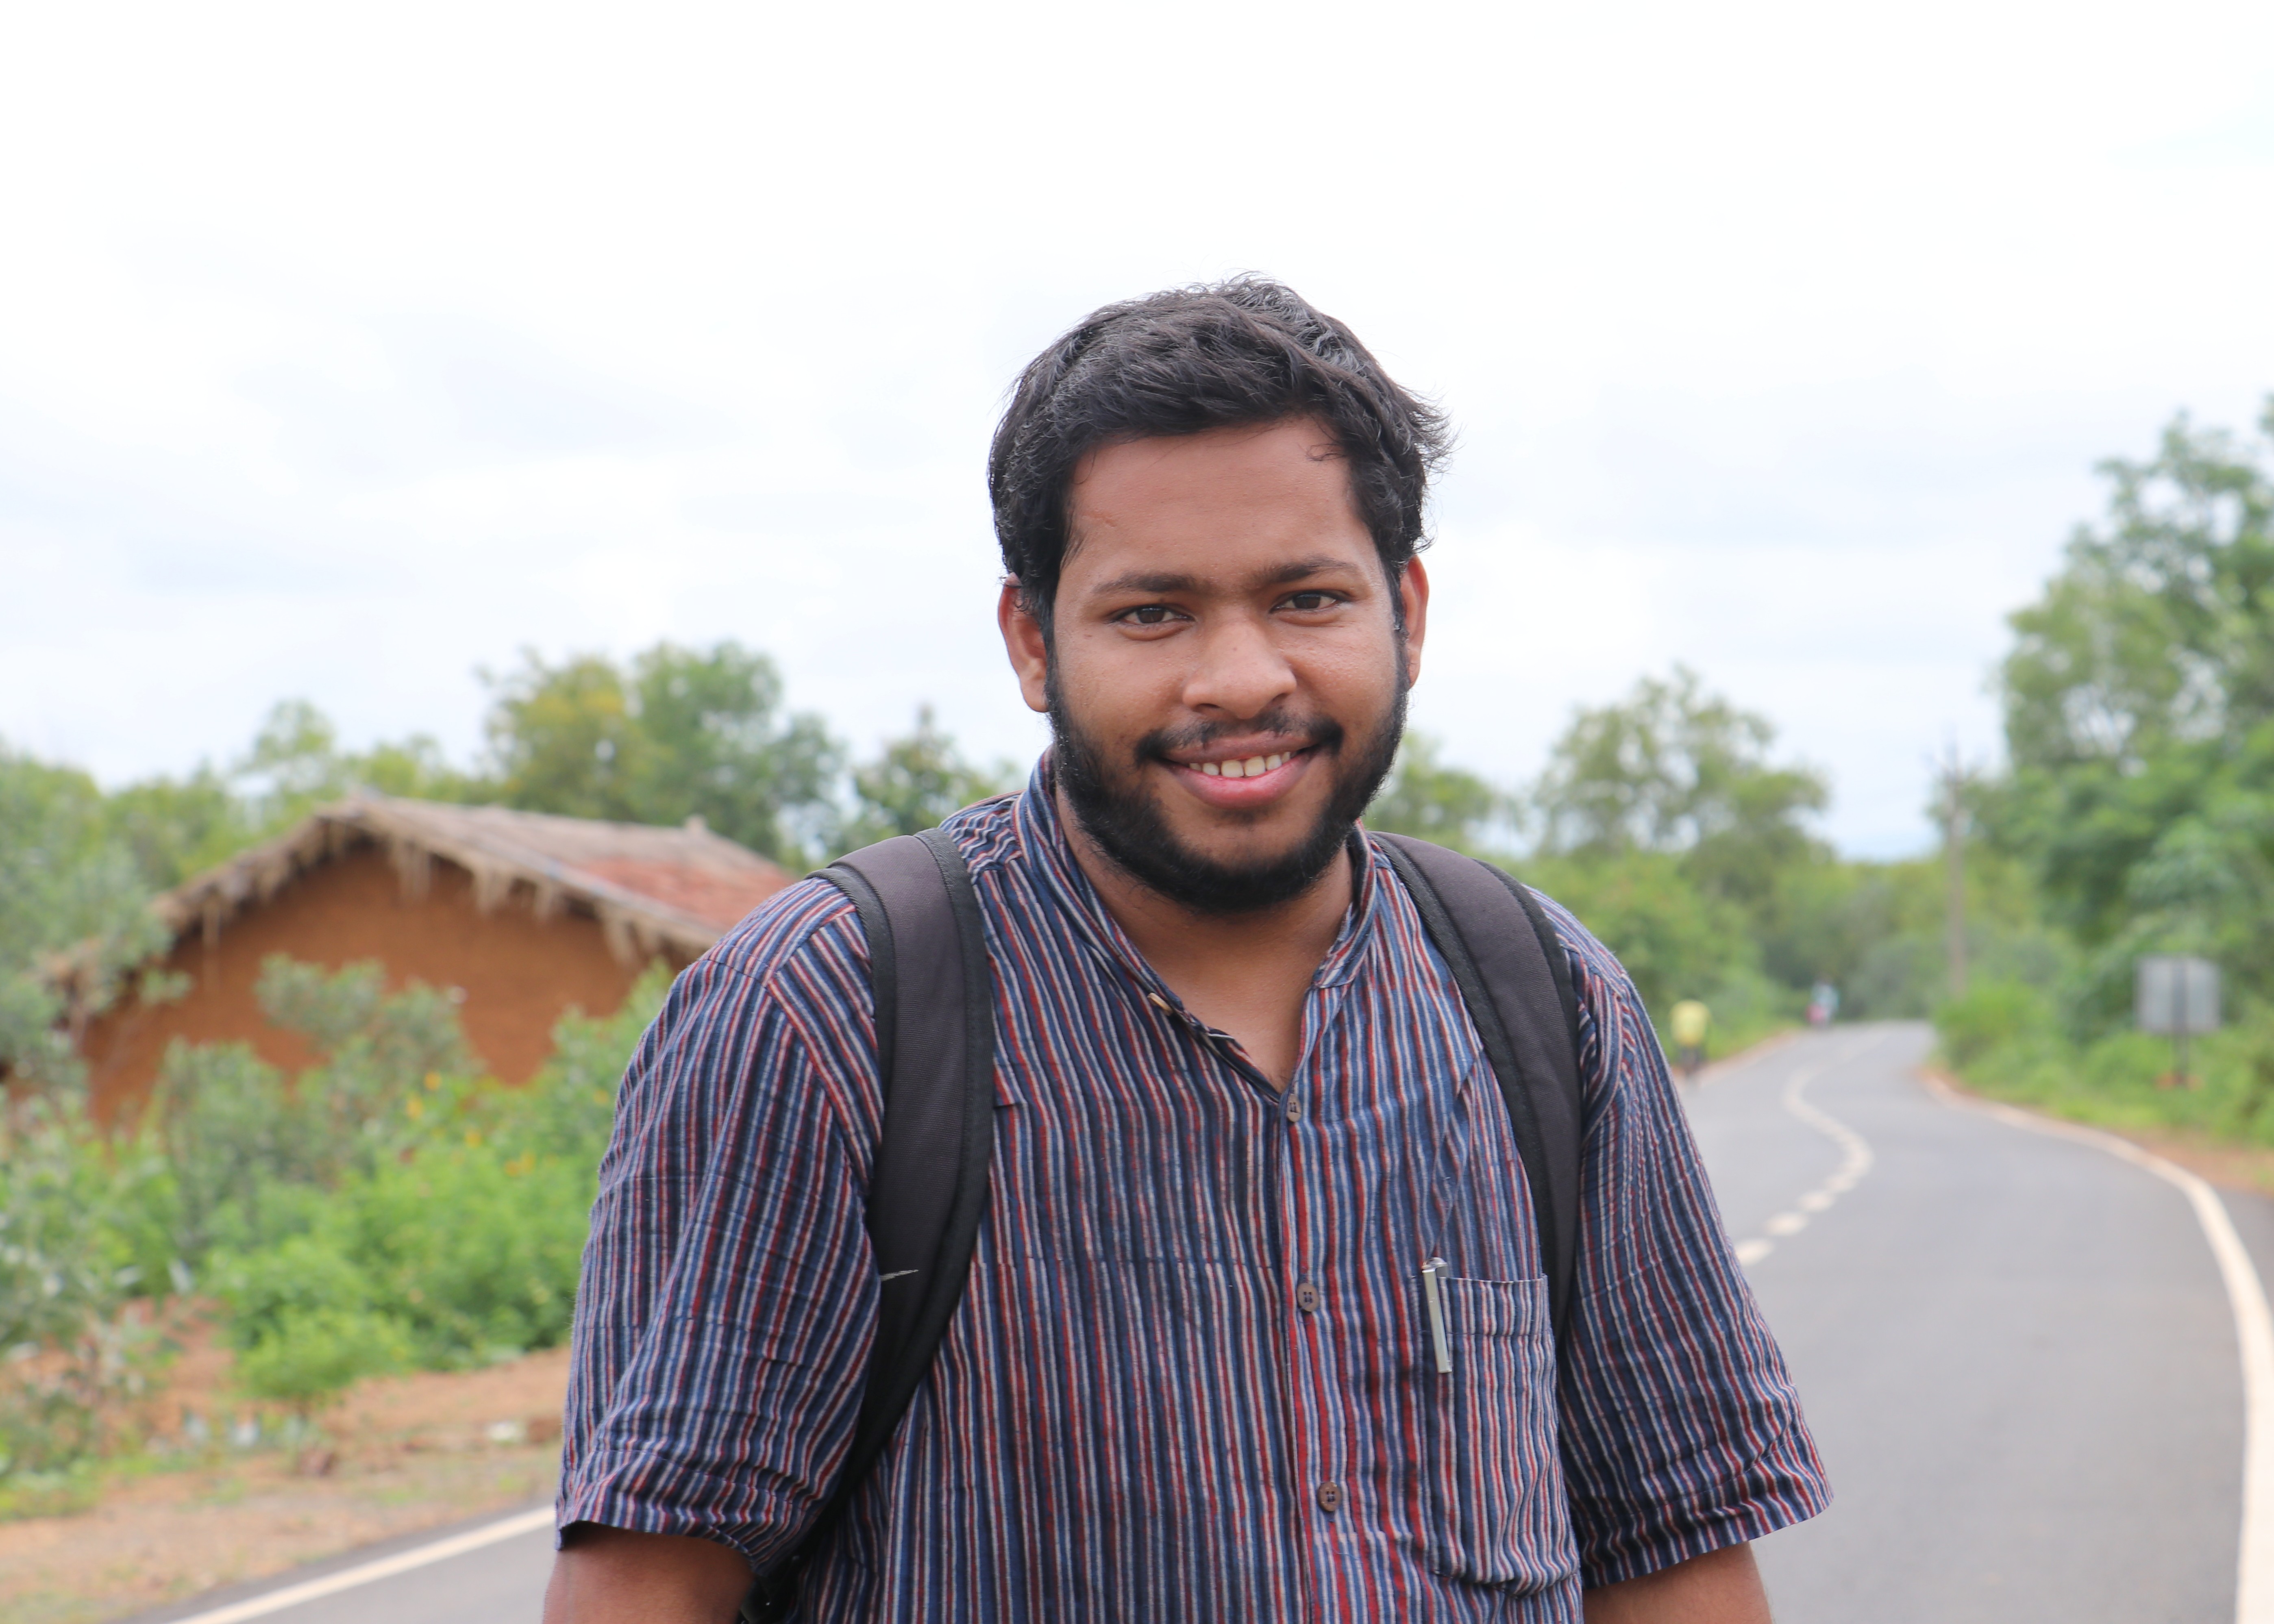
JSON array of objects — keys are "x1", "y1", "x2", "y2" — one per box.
[
  {"x1": 1990, "y1": 400, "x2": 2274, "y2": 1020},
  {"x1": 1524, "y1": 848, "x2": 1760, "y2": 1018},
  {"x1": 101, "y1": 767, "x2": 250, "y2": 891},
  {"x1": 834, "y1": 707, "x2": 1013, "y2": 854},
  {"x1": 0, "y1": 748, "x2": 168, "y2": 1086},
  {"x1": 482, "y1": 642, "x2": 845, "y2": 863},
  {"x1": 1529, "y1": 665, "x2": 1829, "y2": 917},
  {"x1": 627, "y1": 643, "x2": 842, "y2": 860},
  {"x1": 1365, "y1": 733, "x2": 1505, "y2": 854},
  {"x1": 482, "y1": 654, "x2": 646, "y2": 823},
  {"x1": 2003, "y1": 404, "x2": 2274, "y2": 775}
]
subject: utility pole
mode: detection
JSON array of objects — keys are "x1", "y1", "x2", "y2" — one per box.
[{"x1": 1939, "y1": 746, "x2": 1969, "y2": 1002}]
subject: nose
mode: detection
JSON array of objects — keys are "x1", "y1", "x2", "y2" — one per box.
[{"x1": 1179, "y1": 612, "x2": 1297, "y2": 722}]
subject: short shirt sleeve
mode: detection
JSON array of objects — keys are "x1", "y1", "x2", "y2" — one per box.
[
  {"x1": 1539, "y1": 896, "x2": 1832, "y2": 1586},
  {"x1": 555, "y1": 879, "x2": 885, "y2": 1568}
]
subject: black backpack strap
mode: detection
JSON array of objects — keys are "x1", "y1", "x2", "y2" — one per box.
[
  {"x1": 1372, "y1": 834, "x2": 1585, "y2": 1352},
  {"x1": 743, "y1": 826, "x2": 996, "y2": 1622}
]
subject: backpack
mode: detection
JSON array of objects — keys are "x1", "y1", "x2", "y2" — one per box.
[{"x1": 744, "y1": 826, "x2": 1585, "y2": 1622}]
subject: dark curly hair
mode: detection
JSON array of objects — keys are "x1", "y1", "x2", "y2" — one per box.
[{"x1": 988, "y1": 278, "x2": 1450, "y2": 633}]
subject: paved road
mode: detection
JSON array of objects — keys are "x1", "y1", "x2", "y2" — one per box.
[
  {"x1": 129, "y1": 1507, "x2": 557, "y2": 1624},
  {"x1": 148, "y1": 1020, "x2": 2261, "y2": 1623},
  {"x1": 1691, "y1": 1022, "x2": 2259, "y2": 1624}
]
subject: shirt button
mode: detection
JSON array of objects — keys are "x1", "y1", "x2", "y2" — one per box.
[
  {"x1": 1282, "y1": 1095, "x2": 1303, "y2": 1123},
  {"x1": 1295, "y1": 1282, "x2": 1321, "y2": 1313},
  {"x1": 1316, "y1": 1480, "x2": 1343, "y2": 1513}
]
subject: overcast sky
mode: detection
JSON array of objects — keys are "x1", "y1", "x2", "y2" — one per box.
[{"x1": 4, "y1": 1, "x2": 2272, "y2": 856}]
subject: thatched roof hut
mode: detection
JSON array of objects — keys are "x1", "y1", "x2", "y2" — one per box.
[{"x1": 72, "y1": 793, "x2": 795, "y2": 1117}]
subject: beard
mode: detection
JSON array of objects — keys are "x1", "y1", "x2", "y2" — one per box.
[{"x1": 1048, "y1": 660, "x2": 1408, "y2": 917}]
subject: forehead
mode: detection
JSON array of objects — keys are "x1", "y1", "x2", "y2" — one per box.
[{"x1": 1062, "y1": 419, "x2": 1373, "y2": 583}]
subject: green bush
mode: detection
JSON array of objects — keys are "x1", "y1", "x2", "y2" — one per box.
[
  {"x1": 201, "y1": 961, "x2": 666, "y2": 1374},
  {"x1": 0, "y1": 1096, "x2": 177, "y2": 1482},
  {"x1": 234, "y1": 1306, "x2": 412, "y2": 1419},
  {"x1": 0, "y1": 953, "x2": 662, "y2": 1504},
  {"x1": 302, "y1": 1146, "x2": 591, "y2": 1366},
  {"x1": 1935, "y1": 979, "x2": 2054, "y2": 1071}
]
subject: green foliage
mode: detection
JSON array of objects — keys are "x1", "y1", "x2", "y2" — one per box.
[
  {"x1": 1937, "y1": 986, "x2": 2274, "y2": 1150},
  {"x1": 0, "y1": 748, "x2": 171, "y2": 1085},
  {"x1": 629, "y1": 643, "x2": 844, "y2": 857},
  {"x1": 0, "y1": 1094, "x2": 177, "y2": 1482},
  {"x1": 233, "y1": 700, "x2": 484, "y2": 828},
  {"x1": 1529, "y1": 665, "x2": 1830, "y2": 917},
  {"x1": 218, "y1": 1231, "x2": 414, "y2": 1418},
  {"x1": 483, "y1": 642, "x2": 844, "y2": 863},
  {"x1": 198, "y1": 963, "x2": 661, "y2": 1391},
  {"x1": 836, "y1": 706, "x2": 1015, "y2": 854},
  {"x1": 1935, "y1": 979, "x2": 2054, "y2": 1072},
  {"x1": 232, "y1": 1306, "x2": 412, "y2": 1418},
  {"x1": 1366, "y1": 734, "x2": 1505, "y2": 854},
  {"x1": 1524, "y1": 849, "x2": 1759, "y2": 1019},
  {"x1": 1515, "y1": 670, "x2": 1879, "y2": 1030},
  {"x1": 1989, "y1": 399, "x2": 2274, "y2": 1028},
  {"x1": 100, "y1": 766, "x2": 255, "y2": 892},
  {"x1": 148, "y1": 958, "x2": 481, "y2": 1265}
]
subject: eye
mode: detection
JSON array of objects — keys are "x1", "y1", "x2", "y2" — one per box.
[
  {"x1": 1116, "y1": 604, "x2": 1186, "y2": 626},
  {"x1": 1280, "y1": 591, "x2": 1341, "y2": 613}
]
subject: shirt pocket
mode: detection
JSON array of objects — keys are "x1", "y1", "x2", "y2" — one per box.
[{"x1": 1420, "y1": 1274, "x2": 1575, "y2": 1591}]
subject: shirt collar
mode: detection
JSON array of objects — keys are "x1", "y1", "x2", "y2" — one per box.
[{"x1": 1009, "y1": 753, "x2": 1386, "y2": 1002}]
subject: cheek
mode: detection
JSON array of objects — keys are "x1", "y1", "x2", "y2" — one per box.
[
  {"x1": 1053, "y1": 630, "x2": 1180, "y2": 730},
  {"x1": 1298, "y1": 630, "x2": 1404, "y2": 713}
]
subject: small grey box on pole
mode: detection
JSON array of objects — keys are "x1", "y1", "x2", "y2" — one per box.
[{"x1": 2136, "y1": 955, "x2": 2220, "y2": 1086}]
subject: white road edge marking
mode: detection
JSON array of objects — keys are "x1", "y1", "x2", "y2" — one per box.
[
  {"x1": 159, "y1": 1504, "x2": 556, "y2": 1624},
  {"x1": 1923, "y1": 1075, "x2": 2274, "y2": 1624},
  {"x1": 1730, "y1": 1032, "x2": 1881, "y2": 1267}
]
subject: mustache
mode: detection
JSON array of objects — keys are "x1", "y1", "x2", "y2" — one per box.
[{"x1": 1131, "y1": 710, "x2": 1344, "y2": 765}]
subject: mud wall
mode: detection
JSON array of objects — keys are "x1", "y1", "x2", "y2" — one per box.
[{"x1": 79, "y1": 844, "x2": 662, "y2": 1122}]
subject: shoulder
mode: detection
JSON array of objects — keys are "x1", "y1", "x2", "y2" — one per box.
[
  {"x1": 936, "y1": 791, "x2": 1025, "y2": 880},
  {"x1": 1517, "y1": 885, "x2": 1671, "y2": 1121},
  {"x1": 1518, "y1": 888, "x2": 1627, "y2": 1010},
  {"x1": 657, "y1": 875, "x2": 873, "y2": 1068},
  {"x1": 706, "y1": 872, "x2": 865, "y2": 985}
]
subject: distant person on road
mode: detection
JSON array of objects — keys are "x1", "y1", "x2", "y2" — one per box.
[
  {"x1": 1807, "y1": 980, "x2": 1840, "y2": 1028},
  {"x1": 543, "y1": 280, "x2": 1826, "y2": 1624},
  {"x1": 1669, "y1": 998, "x2": 1711, "y2": 1080}
]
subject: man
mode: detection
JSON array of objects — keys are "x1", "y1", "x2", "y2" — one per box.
[
  {"x1": 546, "y1": 280, "x2": 1827, "y2": 1623},
  {"x1": 1669, "y1": 998, "x2": 1711, "y2": 1081}
]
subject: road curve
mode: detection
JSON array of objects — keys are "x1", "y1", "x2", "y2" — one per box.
[
  {"x1": 135, "y1": 1020, "x2": 2268, "y2": 1624},
  {"x1": 1691, "y1": 1022, "x2": 2258, "y2": 1624}
]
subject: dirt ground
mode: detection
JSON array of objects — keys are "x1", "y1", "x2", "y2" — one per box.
[
  {"x1": 0, "y1": 1328, "x2": 572, "y2": 1624},
  {"x1": 2127, "y1": 1128, "x2": 2274, "y2": 1196}
]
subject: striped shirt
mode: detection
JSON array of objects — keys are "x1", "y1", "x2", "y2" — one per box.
[{"x1": 557, "y1": 765, "x2": 1828, "y2": 1620}]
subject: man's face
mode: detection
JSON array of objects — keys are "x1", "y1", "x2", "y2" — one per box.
[{"x1": 998, "y1": 418, "x2": 1429, "y2": 913}]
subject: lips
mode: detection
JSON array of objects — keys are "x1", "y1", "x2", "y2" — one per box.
[{"x1": 1163, "y1": 744, "x2": 1316, "y2": 809}]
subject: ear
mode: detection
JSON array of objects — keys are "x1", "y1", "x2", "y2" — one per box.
[
  {"x1": 998, "y1": 580, "x2": 1051, "y2": 714},
  {"x1": 1397, "y1": 557, "x2": 1430, "y2": 689}
]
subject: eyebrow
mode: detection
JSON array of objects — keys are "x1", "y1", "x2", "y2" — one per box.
[{"x1": 1086, "y1": 556, "x2": 1360, "y2": 597}]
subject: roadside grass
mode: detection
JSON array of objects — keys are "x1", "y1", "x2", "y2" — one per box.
[{"x1": 1932, "y1": 978, "x2": 2274, "y2": 1189}]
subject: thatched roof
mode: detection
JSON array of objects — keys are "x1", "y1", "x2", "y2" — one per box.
[{"x1": 154, "y1": 792, "x2": 796, "y2": 966}]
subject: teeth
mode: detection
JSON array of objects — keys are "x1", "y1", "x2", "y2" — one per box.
[{"x1": 1194, "y1": 752, "x2": 1295, "y2": 779}]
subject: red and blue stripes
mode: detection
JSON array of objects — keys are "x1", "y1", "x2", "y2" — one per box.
[{"x1": 557, "y1": 767, "x2": 1828, "y2": 1620}]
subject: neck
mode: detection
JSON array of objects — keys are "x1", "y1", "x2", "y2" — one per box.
[{"x1": 1055, "y1": 785, "x2": 1355, "y2": 991}]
